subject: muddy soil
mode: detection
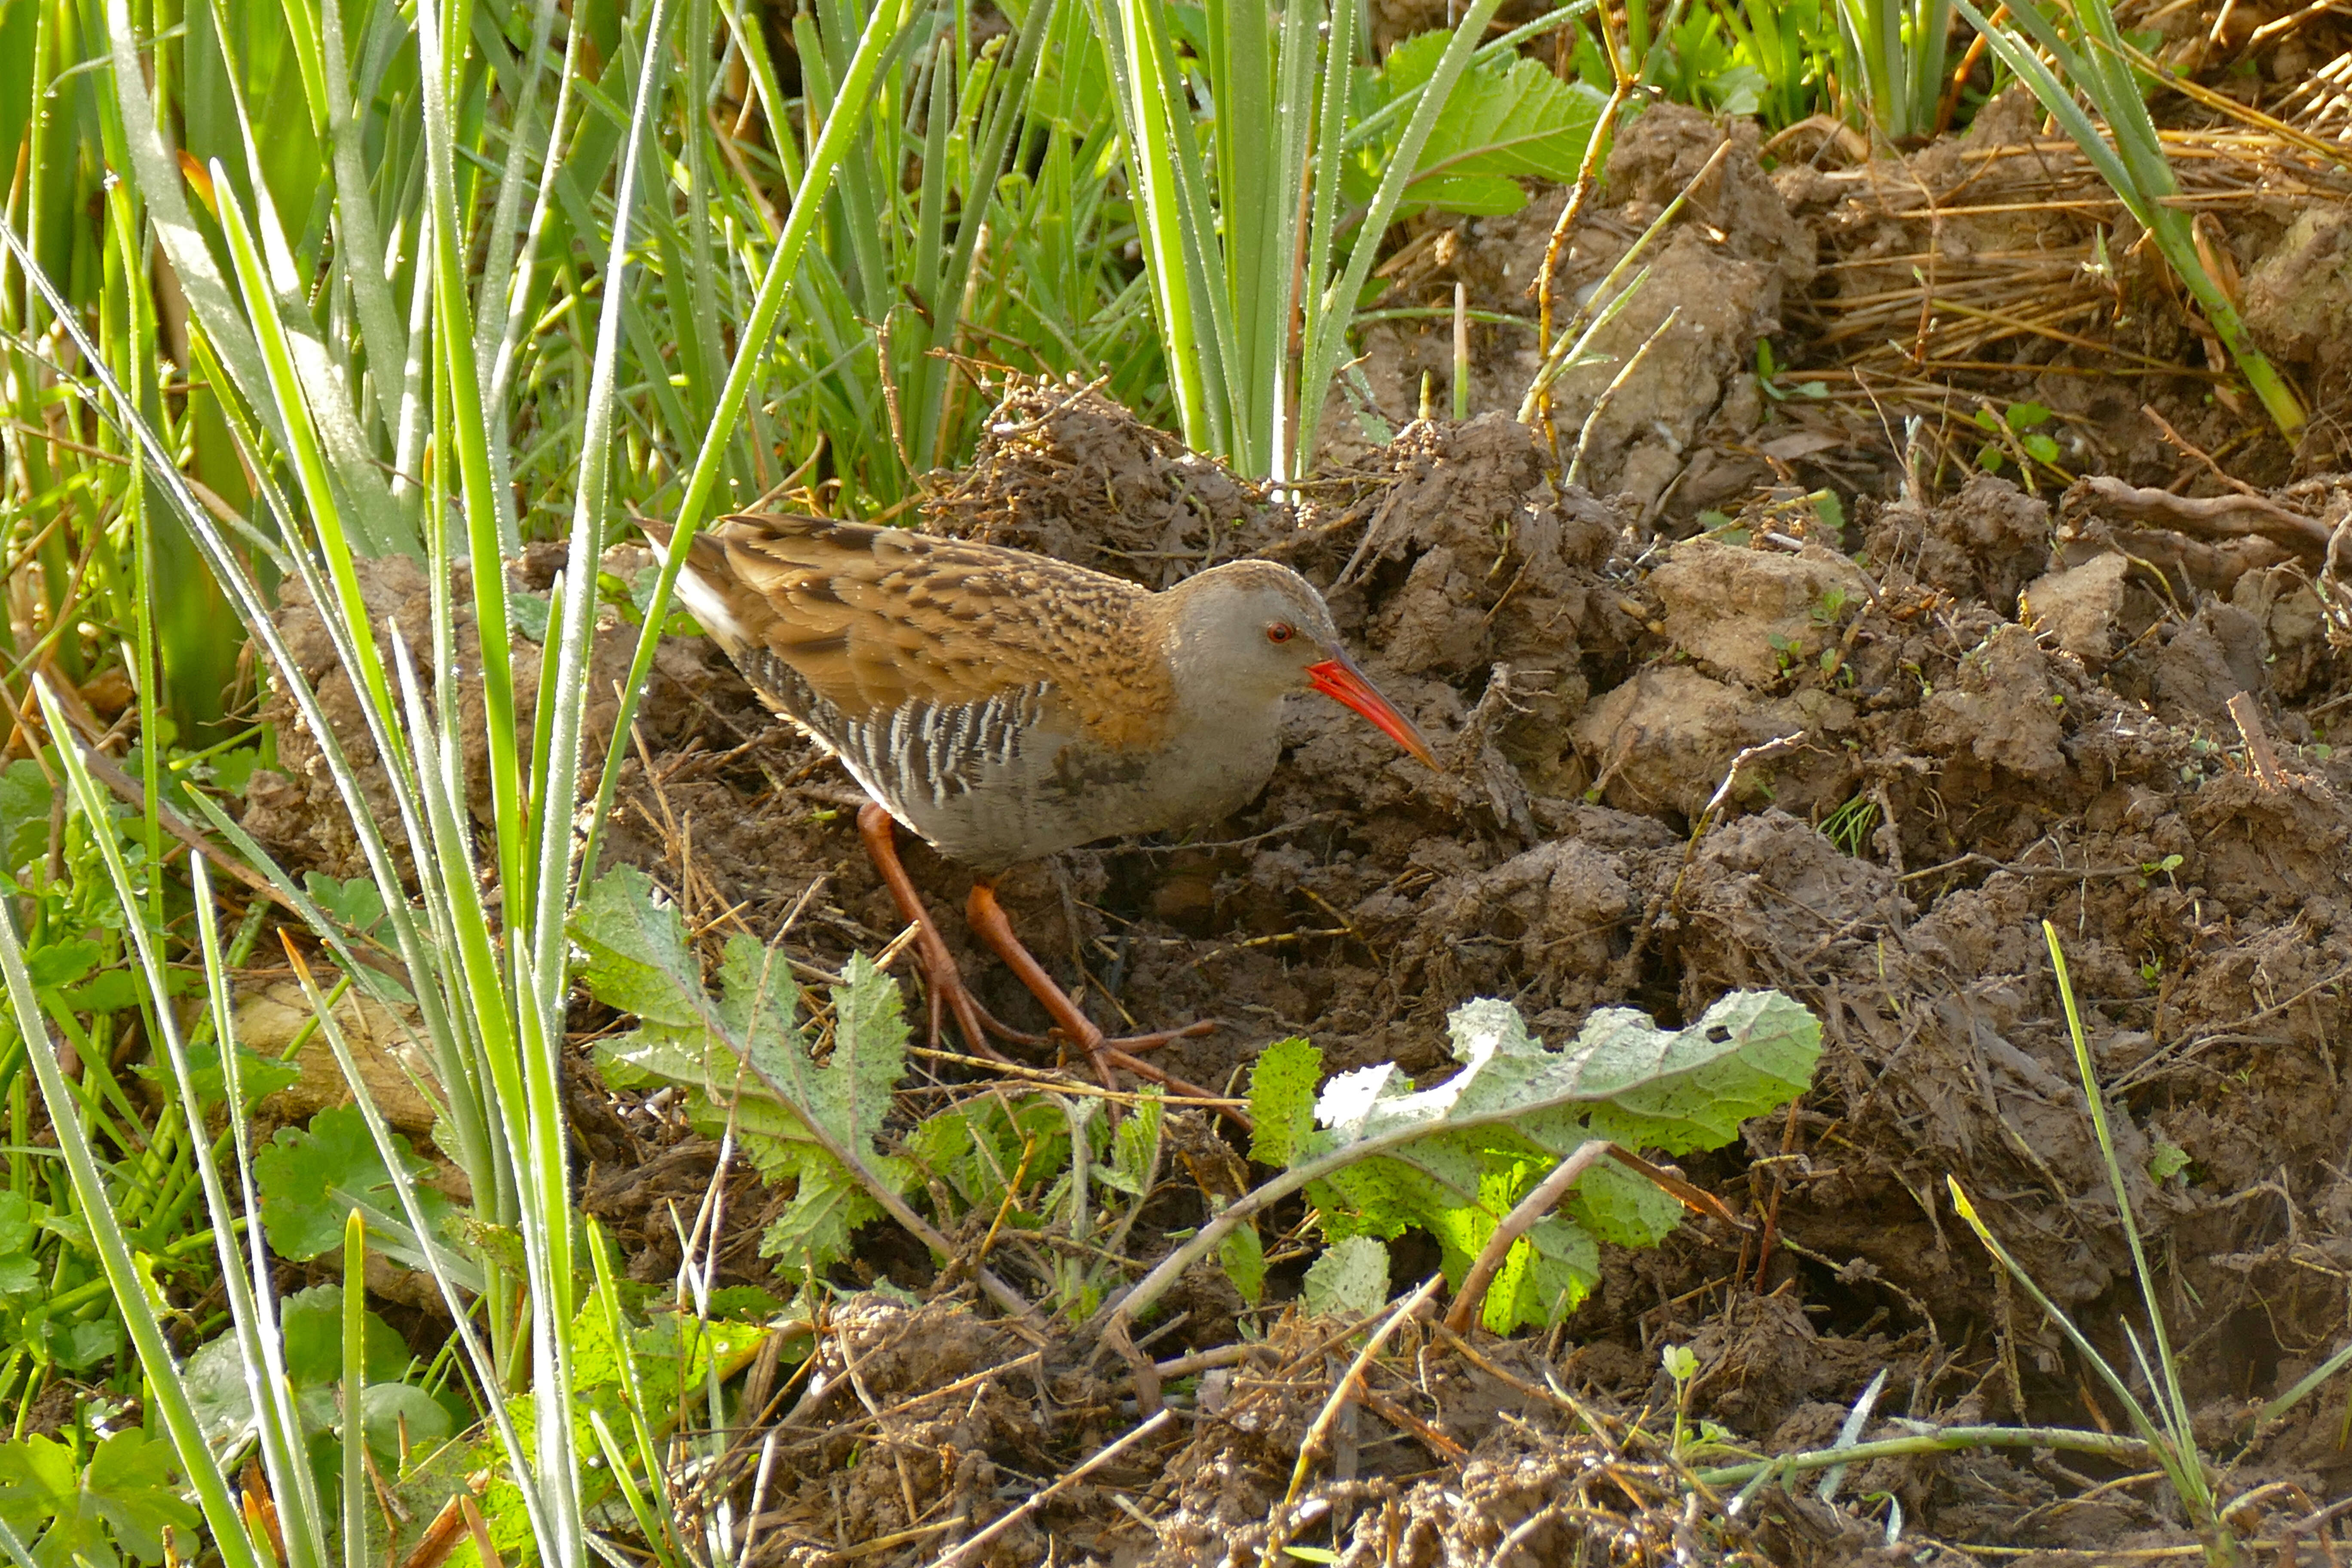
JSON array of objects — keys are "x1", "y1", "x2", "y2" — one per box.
[
  {"x1": 235, "y1": 80, "x2": 2352, "y2": 1568},
  {"x1": 569, "y1": 365, "x2": 2352, "y2": 1558}
]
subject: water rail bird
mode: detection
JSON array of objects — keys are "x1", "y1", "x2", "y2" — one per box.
[{"x1": 648, "y1": 513, "x2": 1437, "y2": 1090}]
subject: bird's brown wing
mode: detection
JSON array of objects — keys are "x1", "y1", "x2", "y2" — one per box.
[{"x1": 670, "y1": 514, "x2": 1177, "y2": 750}]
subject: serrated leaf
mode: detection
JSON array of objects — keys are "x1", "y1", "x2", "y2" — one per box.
[
  {"x1": 252, "y1": 1104, "x2": 459, "y2": 1268},
  {"x1": 0, "y1": 1430, "x2": 198, "y2": 1568},
  {"x1": 205, "y1": 747, "x2": 262, "y2": 795},
  {"x1": 1302, "y1": 1235, "x2": 1389, "y2": 1317},
  {"x1": 25, "y1": 939, "x2": 101, "y2": 989},
  {"x1": 753, "y1": 954, "x2": 916, "y2": 1270},
  {"x1": 907, "y1": 1095, "x2": 1069, "y2": 1216},
  {"x1": 1248, "y1": 1037, "x2": 1320, "y2": 1167},
  {"x1": 573, "y1": 870, "x2": 918, "y2": 1275},
  {"x1": 132, "y1": 1041, "x2": 305, "y2": 1111},
  {"x1": 1217, "y1": 1216, "x2": 1265, "y2": 1307},
  {"x1": 303, "y1": 870, "x2": 388, "y2": 935},
  {"x1": 57, "y1": 971, "x2": 145, "y2": 1014},
  {"x1": 1098, "y1": 1089, "x2": 1164, "y2": 1197},
  {"x1": 1352, "y1": 31, "x2": 1608, "y2": 217},
  {"x1": 40, "y1": 1315, "x2": 122, "y2": 1372},
  {"x1": 570, "y1": 864, "x2": 710, "y2": 1027}
]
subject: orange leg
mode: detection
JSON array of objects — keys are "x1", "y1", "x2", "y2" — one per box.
[
  {"x1": 964, "y1": 879, "x2": 1221, "y2": 1098},
  {"x1": 857, "y1": 804, "x2": 1041, "y2": 1059}
]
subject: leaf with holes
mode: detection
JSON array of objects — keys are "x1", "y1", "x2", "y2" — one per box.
[{"x1": 1275, "y1": 992, "x2": 1819, "y2": 1334}]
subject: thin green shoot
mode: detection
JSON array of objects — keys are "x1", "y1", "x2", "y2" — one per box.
[{"x1": 1943, "y1": 922, "x2": 2239, "y2": 1565}]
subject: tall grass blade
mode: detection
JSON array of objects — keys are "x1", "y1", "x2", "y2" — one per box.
[
  {"x1": 0, "y1": 705, "x2": 270, "y2": 1568},
  {"x1": 1955, "y1": 0, "x2": 2304, "y2": 438},
  {"x1": 1295, "y1": 0, "x2": 1506, "y2": 475},
  {"x1": 583, "y1": 0, "x2": 921, "y2": 887}
]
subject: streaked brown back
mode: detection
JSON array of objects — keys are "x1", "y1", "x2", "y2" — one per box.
[{"x1": 673, "y1": 514, "x2": 1179, "y2": 750}]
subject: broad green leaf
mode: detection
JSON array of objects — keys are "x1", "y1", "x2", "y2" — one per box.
[
  {"x1": 182, "y1": 1286, "x2": 438, "y2": 1461},
  {"x1": 57, "y1": 972, "x2": 146, "y2": 1014},
  {"x1": 252, "y1": 1104, "x2": 459, "y2": 1265},
  {"x1": 907, "y1": 1095, "x2": 1071, "y2": 1216},
  {"x1": 279, "y1": 1285, "x2": 413, "y2": 1387},
  {"x1": 0, "y1": 1430, "x2": 199, "y2": 1568},
  {"x1": 301, "y1": 872, "x2": 389, "y2": 936},
  {"x1": 1217, "y1": 1213, "x2": 1265, "y2": 1307},
  {"x1": 1302, "y1": 1235, "x2": 1389, "y2": 1317},
  {"x1": 1248, "y1": 1036, "x2": 1320, "y2": 1167},
  {"x1": 361, "y1": 1384, "x2": 455, "y2": 1458},
  {"x1": 131, "y1": 1042, "x2": 305, "y2": 1112},
  {"x1": 1265, "y1": 992, "x2": 1819, "y2": 1333},
  {"x1": 25, "y1": 940, "x2": 102, "y2": 989},
  {"x1": 0, "y1": 760, "x2": 52, "y2": 870},
  {"x1": 0, "y1": 1192, "x2": 33, "y2": 1271},
  {"x1": 1349, "y1": 31, "x2": 1608, "y2": 217}
]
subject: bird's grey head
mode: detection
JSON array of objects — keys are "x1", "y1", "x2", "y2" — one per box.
[
  {"x1": 1164, "y1": 561, "x2": 1344, "y2": 696},
  {"x1": 1163, "y1": 561, "x2": 1436, "y2": 767}
]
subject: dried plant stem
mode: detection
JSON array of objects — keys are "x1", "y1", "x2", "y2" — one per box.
[
  {"x1": 1446, "y1": 1140, "x2": 1611, "y2": 1333},
  {"x1": 1519, "y1": 136, "x2": 1732, "y2": 425},
  {"x1": 1533, "y1": 78, "x2": 1629, "y2": 446},
  {"x1": 1697, "y1": 1423, "x2": 2152, "y2": 1488},
  {"x1": 1566, "y1": 306, "x2": 1680, "y2": 488},
  {"x1": 2226, "y1": 694, "x2": 2285, "y2": 789},
  {"x1": 1261, "y1": 1275, "x2": 1447, "y2": 1567},
  {"x1": 928, "y1": 1409, "x2": 1175, "y2": 1568}
]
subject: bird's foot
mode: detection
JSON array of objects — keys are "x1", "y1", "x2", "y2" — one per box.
[
  {"x1": 1087, "y1": 1018, "x2": 1221, "y2": 1056},
  {"x1": 964, "y1": 881, "x2": 1237, "y2": 1109},
  {"x1": 910, "y1": 937, "x2": 1051, "y2": 1060}
]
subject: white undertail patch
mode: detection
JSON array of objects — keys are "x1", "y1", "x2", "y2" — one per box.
[{"x1": 670, "y1": 565, "x2": 745, "y2": 645}]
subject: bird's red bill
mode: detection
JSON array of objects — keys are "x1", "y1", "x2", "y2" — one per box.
[{"x1": 1308, "y1": 658, "x2": 1439, "y2": 769}]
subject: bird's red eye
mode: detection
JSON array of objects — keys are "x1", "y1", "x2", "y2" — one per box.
[{"x1": 1266, "y1": 622, "x2": 1296, "y2": 644}]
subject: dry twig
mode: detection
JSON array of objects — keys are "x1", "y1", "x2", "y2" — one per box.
[
  {"x1": 926, "y1": 1408, "x2": 1175, "y2": 1568},
  {"x1": 2227, "y1": 692, "x2": 2285, "y2": 789},
  {"x1": 1446, "y1": 1141, "x2": 1612, "y2": 1333},
  {"x1": 2071, "y1": 475, "x2": 2332, "y2": 557}
]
